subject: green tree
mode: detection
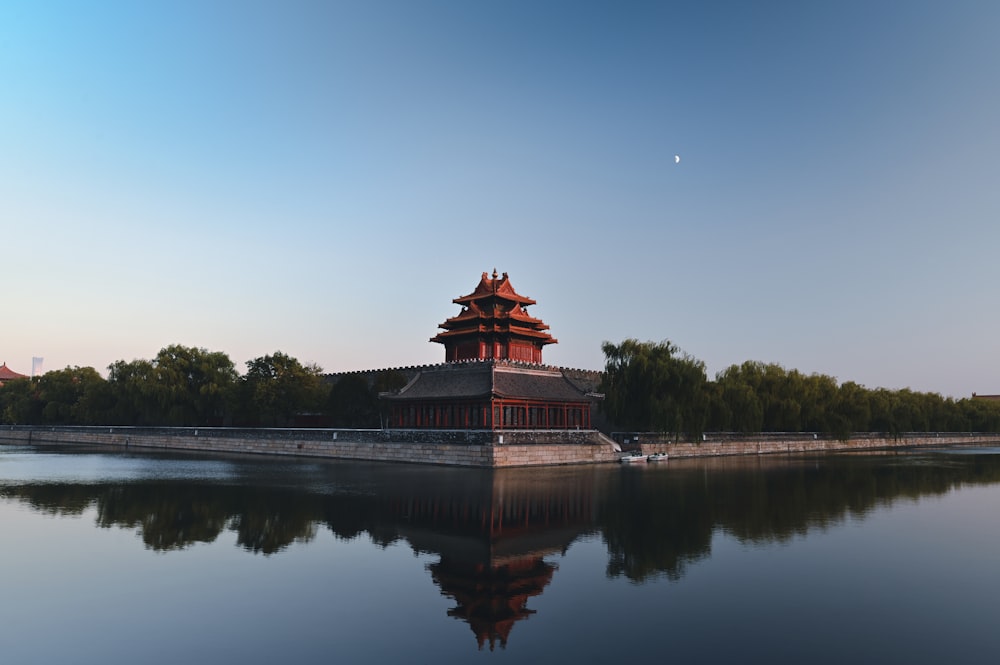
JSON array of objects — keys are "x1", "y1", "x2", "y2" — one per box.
[
  {"x1": 892, "y1": 389, "x2": 925, "y2": 433},
  {"x1": 869, "y1": 388, "x2": 898, "y2": 435},
  {"x1": 107, "y1": 358, "x2": 159, "y2": 425},
  {"x1": 324, "y1": 370, "x2": 408, "y2": 428},
  {"x1": 37, "y1": 366, "x2": 108, "y2": 425},
  {"x1": 106, "y1": 346, "x2": 237, "y2": 426},
  {"x1": 963, "y1": 398, "x2": 1000, "y2": 432},
  {"x1": 829, "y1": 381, "x2": 871, "y2": 439},
  {"x1": 326, "y1": 374, "x2": 377, "y2": 427},
  {"x1": 75, "y1": 373, "x2": 117, "y2": 425},
  {"x1": 600, "y1": 339, "x2": 708, "y2": 440},
  {"x1": 0, "y1": 377, "x2": 43, "y2": 424},
  {"x1": 241, "y1": 352, "x2": 326, "y2": 426},
  {"x1": 718, "y1": 377, "x2": 763, "y2": 434},
  {"x1": 800, "y1": 373, "x2": 839, "y2": 433},
  {"x1": 151, "y1": 345, "x2": 238, "y2": 426}
]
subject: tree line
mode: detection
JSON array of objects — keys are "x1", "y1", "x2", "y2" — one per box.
[
  {"x1": 5, "y1": 339, "x2": 997, "y2": 437},
  {"x1": 600, "y1": 339, "x2": 1000, "y2": 440},
  {"x1": 0, "y1": 344, "x2": 406, "y2": 428}
]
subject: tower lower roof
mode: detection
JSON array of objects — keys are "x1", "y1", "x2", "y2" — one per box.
[{"x1": 383, "y1": 361, "x2": 589, "y2": 403}]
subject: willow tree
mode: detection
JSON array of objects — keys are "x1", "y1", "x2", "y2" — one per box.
[
  {"x1": 715, "y1": 362, "x2": 845, "y2": 433},
  {"x1": 153, "y1": 345, "x2": 239, "y2": 426},
  {"x1": 600, "y1": 339, "x2": 708, "y2": 440},
  {"x1": 107, "y1": 358, "x2": 160, "y2": 425},
  {"x1": 106, "y1": 346, "x2": 238, "y2": 426}
]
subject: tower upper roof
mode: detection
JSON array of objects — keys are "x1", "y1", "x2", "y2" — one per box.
[
  {"x1": 430, "y1": 271, "x2": 557, "y2": 361},
  {"x1": 453, "y1": 269, "x2": 537, "y2": 307}
]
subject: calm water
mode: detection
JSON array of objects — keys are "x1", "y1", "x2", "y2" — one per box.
[{"x1": 3, "y1": 443, "x2": 1000, "y2": 664}]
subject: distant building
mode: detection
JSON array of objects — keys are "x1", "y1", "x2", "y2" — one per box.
[
  {"x1": 971, "y1": 393, "x2": 1000, "y2": 402},
  {"x1": 0, "y1": 362, "x2": 29, "y2": 387},
  {"x1": 380, "y1": 271, "x2": 601, "y2": 430}
]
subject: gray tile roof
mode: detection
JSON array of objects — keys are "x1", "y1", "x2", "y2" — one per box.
[
  {"x1": 391, "y1": 364, "x2": 493, "y2": 400},
  {"x1": 385, "y1": 361, "x2": 589, "y2": 403},
  {"x1": 492, "y1": 367, "x2": 589, "y2": 401}
]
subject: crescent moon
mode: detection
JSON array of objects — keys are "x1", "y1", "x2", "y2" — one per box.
[{"x1": 674, "y1": 155, "x2": 680, "y2": 164}]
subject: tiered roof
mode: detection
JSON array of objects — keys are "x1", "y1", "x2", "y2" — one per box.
[
  {"x1": 430, "y1": 270, "x2": 557, "y2": 361},
  {"x1": 429, "y1": 556, "x2": 556, "y2": 651}
]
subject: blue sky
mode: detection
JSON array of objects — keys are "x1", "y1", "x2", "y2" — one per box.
[{"x1": 2, "y1": 1, "x2": 998, "y2": 397}]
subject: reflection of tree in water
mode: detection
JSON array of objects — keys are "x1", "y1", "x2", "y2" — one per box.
[
  {"x1": 0, "y1": 462, "x2": 603, "y2": 649},
  {"x1": 90, "y1": 483, "x2": 228, "y2": 550},
  {"x1": 1, "y1": 481, "x2": 357, "y2": 554},
  {"x1": 6, "y1": 448, "x2": 1000, "y2": 643},
  {"x1": 708, "y1": 452, "x2": 1000, "y2": 543},
  {"x1": 601, "y1": 451, "x2": 1000, "y2": 583},
  {"x1": 601, "y1": 467, "x2": 714, "y2": 582},
  {"x1": 3, "y1": 482, "x2": 97, "y2": 517},
  {"x1": 7, "y1": 452, "x2": 1000, "y2": 564},
  {"x1": 228, "y1": 492, "x2": 319, "y2": 554}
]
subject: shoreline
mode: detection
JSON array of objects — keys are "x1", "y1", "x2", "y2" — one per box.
[{"x1": 2, "y1": 426, "x2": 999, "y2": 467}]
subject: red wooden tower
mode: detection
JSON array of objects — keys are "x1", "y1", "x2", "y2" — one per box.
[
  {"x1": 381, "y1": 270, "x2": 597, "y2": 430},
  {"x1": 431, "y1": 270, "x2": 556, "y2": 364}
]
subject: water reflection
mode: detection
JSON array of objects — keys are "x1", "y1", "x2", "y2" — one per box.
[
  {"x1": 3, "y1": 445, "x2": 1000, "y2": 649},
  {"x1": 395, "y1": 467, "x2": 601, "y2": 649}
]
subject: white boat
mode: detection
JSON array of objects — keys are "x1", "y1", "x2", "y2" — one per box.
[
  {"x1": 646, "y1": 452, "x2": 668, "y2": 462},
  {"x1": 619, "y1": 452, "x2": 647, "y2": 463}
]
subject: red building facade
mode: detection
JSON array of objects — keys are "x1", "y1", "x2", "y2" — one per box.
[{"x1": 383, "y1": 271, "x2": 596, "y2": 431}]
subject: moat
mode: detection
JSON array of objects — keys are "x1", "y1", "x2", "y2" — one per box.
[{"x1": 3, "y1": 442, "x2": 1000, "y2": 663}]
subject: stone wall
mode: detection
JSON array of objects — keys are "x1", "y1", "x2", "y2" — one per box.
[
  {"x1": 0, "y1": 426, "x2": 619, "y2": 468},
  {"x1": 623, "y1": 432, "x2": 1000, "y2": 457},
  {"x1": 3, "y1": 426, "x2": 998, "y2": 468}
]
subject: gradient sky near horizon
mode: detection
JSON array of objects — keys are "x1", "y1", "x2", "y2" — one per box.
[{"x1": 2, "y1": 0, "x2": 998, "y2": 398}]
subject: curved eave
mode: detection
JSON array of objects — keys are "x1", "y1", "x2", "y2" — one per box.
[
  {"x1": 431, "y1": 325, "x2": 555, "y2": 338},
  {"x1": 430, "y1": 329, "x2": 558, "y2": 345},
  {"x1": 453, "y1": 292, "x2": 536, "y2": 307},
  {"x1": 436, "y1": 315, "x2": 551, "y2": 332}
]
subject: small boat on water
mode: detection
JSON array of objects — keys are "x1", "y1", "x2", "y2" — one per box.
[
  {"x1": 619, "y1": 452, "x2": 646, "y2": 463},
  {"x1": 646, "y1": 452, "x2": 669, "y2": 462}
]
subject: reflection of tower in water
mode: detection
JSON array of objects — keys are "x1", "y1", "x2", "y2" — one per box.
[
  {"x1": 386, "y1": 467, "x2": 604, "y2": 650},
  {"x1": 429, "y1": 555, "x2": 556, "y2": 651}
]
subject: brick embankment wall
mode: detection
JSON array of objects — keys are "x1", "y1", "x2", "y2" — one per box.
[
  {"x1": 4, "y1": 427, "x2": 998, "y2": 467},
  {"x1": 0, "y1": 426, "x2": 621, "y2": 468},
  {"x1": 624, "y1": 433, "x2": 1000, "y2": 458}
]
